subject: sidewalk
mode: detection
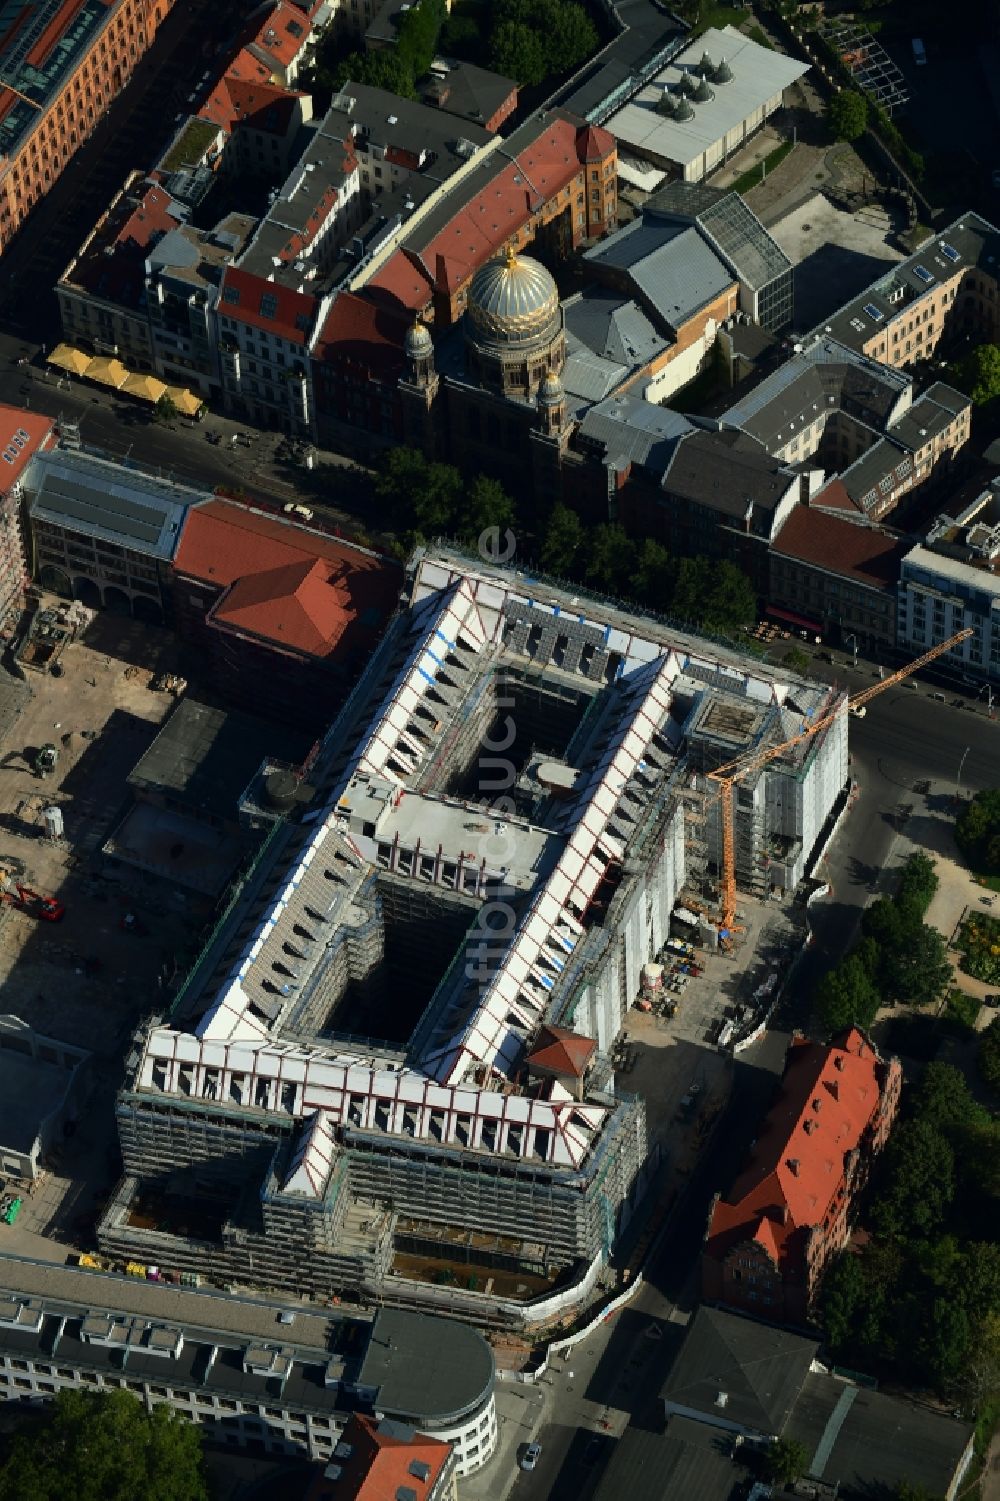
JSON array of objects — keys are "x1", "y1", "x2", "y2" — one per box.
[{"x1": 459, "y1": 1384, "x2": 545, "y2": 1500}]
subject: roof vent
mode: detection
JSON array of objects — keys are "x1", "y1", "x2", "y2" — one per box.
[
  {"x1": 713, "y1": 56, "x2": 733, "y2": 84},
  {"x1": 693, "y1": 76, "x2": 713, "y2": 103},
  {"x1": 834, "y1": 1055, "x2": 845, "y2": 1071},
  {"x1": 408, "y1": 1460, "x2": 432, "y2": 1481},
  {"x1": 674, "y1": 96, "x2": 695, "y2": 122},
  {"x1": 787, "y1": 1157, "x2": 800, "y2": 1175},
  {"x1": 396, "y1": 1490, "x2": 418, "y2": 1501},
  {"x1": 715, "y1": 1390, "x2": 729, "y2": 1408}
]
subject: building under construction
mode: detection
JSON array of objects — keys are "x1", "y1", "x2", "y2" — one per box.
[{"x1": 102, "y1": 548, "x2": 846, "y2": 1316}]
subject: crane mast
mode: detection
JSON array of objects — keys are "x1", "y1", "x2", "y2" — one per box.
[{"x1": 706, "y1": 628, "x2": 974, "y2": 938}]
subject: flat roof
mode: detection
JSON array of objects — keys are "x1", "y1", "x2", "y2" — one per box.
[
  {"x1": 903, "y1": 543, "x2": 1000, "y2": 596},
  {"x1": 586, "y1": 216, "x2": 734, "y2": 328},
  {"x1": 357, "y1": 1308, "x2": 494, "y2": 1426},
  {"x1": 605, "y1": 26, "x2": 808, "y2": 170},
  {"x1": 128, "y1": 699, "x2": 309, "y2": 816},
  {"x1": 27, "y1": 450, "x2": 202, "y2": 560}
]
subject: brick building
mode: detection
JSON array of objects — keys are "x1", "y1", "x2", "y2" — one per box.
[
  {"x1": 171, "y1": 498, "x2": 401, "y2": 729},
  {"x1": 0, "y1": 0, "x2": 177, "y2": 253},
  {"x1": 768, "y1": 504, "x2": 910, "y2": 649},
  {"x1": 0, "y1": 407, "x2": 55, "y2": 631},
  {"x1": 702, "y1": 1028, "x2": 901, "y2": 1325},
  {"x1": 304, "y1": 1413, "x2": 457, "y2": 1501}
]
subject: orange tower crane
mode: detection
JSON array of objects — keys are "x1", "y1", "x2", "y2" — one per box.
[{"x1": 706, "y1": 628, "x2": 974, "y2": 938}]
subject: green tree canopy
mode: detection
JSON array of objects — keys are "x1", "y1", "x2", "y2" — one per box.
[
  {"x1": 0, "y1": 1388, "x2": 208, "y2": 1501},
  {"x1": 895, "y1": 852, "x2": 939, "y2": 919},
  {"x1": 585, "y1": 523, "x2": 637, "y2": 596},
  {"x1": 980, "y1": 1015, "x2": 1000, "y2": 1094},
  {"x1": 873, "y1": 1119, "x2": 955, "y2": 1239},
  {"x1": 956, "y1": 788, "x2": 1000, "y2": 874},
  {"x1": 815, "y1": 951, "x2": 881, "y2": 1033},
  {"x1": 950, "y1": 344, "x2": 1000, "y2": 406},
  {"x1": 634, "y1": 538, "x2": 675, "y2": 612},
  {"x1": 453, "y1": 475, "x2": 515, "y2": 542},
  {"x1": 489, "y1": 20, "x2": 547, "y2": 82},
  {"x1": 827, "y1": 88, "x2": 868, "y2": 142},
  {"x1": 766, "y1": 1436, "x2": 810, "y2": 1484},
  {"x1": 913, "y1": 1061, "x2": 990, "y2": 1132},
  {"x1": 333, "y1": 50, "x2": 417, "y2": 98},
  {"x1": 375, "y1": 447, "x2": 461, "y2": 533},
  {"x1": 878, "y1": 921, "x2": 952, "y2": 1007},
  {"x1": 539, "y1": 502, "x2": 584, "y2": 575},
  {"x1": 782, "y1": 645, "x2": 810, "y2": 674}
]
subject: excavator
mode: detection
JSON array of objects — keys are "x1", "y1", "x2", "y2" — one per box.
[{"x1": 0, "y1": 880, "x2": 63, "y2": 922}]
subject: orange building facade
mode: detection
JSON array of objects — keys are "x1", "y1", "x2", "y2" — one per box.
[{"x1": 0, "y1": 0, "x2": 176, "y2": 252}]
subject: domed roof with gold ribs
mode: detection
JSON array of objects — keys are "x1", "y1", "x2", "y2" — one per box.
[{"x1": 467, "y1": 248, "x2": 560, "y2": 345}]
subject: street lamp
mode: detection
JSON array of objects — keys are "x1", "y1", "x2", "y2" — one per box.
[
  {"x1": 979, "y1": 681, "x2": 996, "y2": 716},
  {"x1": 957, "y1": 745, "x2": 970, "y2": 799},
  {"x1": 844, "y1": 633, "x2": 858, "y2": 669}
]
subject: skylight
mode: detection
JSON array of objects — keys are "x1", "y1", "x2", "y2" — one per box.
[
  {"x1": 939, "y1": 242, "x2": 960, "y2": 262},
  {"x1": 862, "y1": 303, "x2": 884, "y2": 323},
  {"x1": 913, "y1": 265, "x2": 934, "y2": 284}
]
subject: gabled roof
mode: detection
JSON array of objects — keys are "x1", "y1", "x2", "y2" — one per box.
[
  {"x1": 0, "y1": 407, "x2": 56, "y2": 491},
  {"x1": 212, "y1": 557, "x2": 352, "y2": 656},
  {"x1": 313, "y1": 291, "x2": 410, "y2": 375},
  {"x1": 239, "y1": 0, "x2": 311, "y2": 71},
  {"x1": 705, "y1": 1029, "x2": 890, "y2": 1268},
  {"x1": 305, "y1": 1412, "x2": 451, "y2": 1501},
  {"x1": 528, "y1": 1024, "x2": 596, "y2": 1078},
  {"x1": 661, "y1": 1305, "x2": 816, "y2": 1437},
  {"x1": 771, "y1": 507, "x2": 907, "y2": 591},
  {"x1": 218, "y1": 265, "x2": 316, "y2": 343},
  {"x1": 174, "y1": 499, "x2": 401, "y2": 662}
]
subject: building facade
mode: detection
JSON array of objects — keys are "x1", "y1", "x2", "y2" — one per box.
[
  {"x1": 702, "y1": 1028, "x2": 901, "y2": 1324},
  {"x1": 0, "y1": 0, "x2": 178, "y2": 254},
  {"x1": 897, "y1": 501, "x2": 1000, "y2": 682}
]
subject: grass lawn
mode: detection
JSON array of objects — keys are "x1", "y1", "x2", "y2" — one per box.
[
  {"x1": 689, "y1": 2, "x2": 746, "y2": 39},
  {"x1": 732, "y1": 139, "x2": 795, "y2": 196}
]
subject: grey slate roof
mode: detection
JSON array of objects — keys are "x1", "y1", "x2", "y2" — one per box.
[
  {"x1": 562, "y1": 335, "x2": 629, "y2": 406},
  {"x1": 660, "y1": 1305, "x2": 815, "y2": 1437},
  {"x1": 558, "y1": 0, "x2": 687, "y2": 120},
  {"x1": 663, "y1": 429, "x2": 795, "y2": 525},
  {"x1": 564, "y1": 288, "x2": 667, "y2": 369},
  {"x1": 592, "y1": 1417, "x2": 746, "y2": 1501},
  {"x1": 420, "y1": 61, "x2": 517, "y2": 125},
  {"x1": 839, "y1": 436, "x2": 909, "y2": 508},
  {"x1": 27, "y1": 450, "x2": 200, "y2": 560},
  {"x1": 585, "y1": 216, "x2": 734, "y2": 329},
  {"x1": 721, "y1": 336, "x2": 910, "y2": 452},
  {"x1": 817, "y1": 212, "x2": 1000, "y2": 352},
  {"x1": 786, "y1": 1370, "x2": 973, "y2": 1498},
  {"x1": 888, "y1": 385, "x2": 968, "y2": 451},
  {"x1": 576, "y1": 393, "x2": 694, "y2": 470},
  {"x1": 357, "y1": 1308, "x2": 495, "y2": 1427}
]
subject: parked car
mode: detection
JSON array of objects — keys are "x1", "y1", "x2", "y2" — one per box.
[
  {"x1": 985, "y1": 994, "x2": 1000, "y2": 1009},
  {"x1": 849, "y1": 704, "x2": 867, "y2": 719},
  {"x1": 283, "y1": 502, "x2": 314, "y2": 521},
  {"x1": 521, "y1": 1443, "x2": 542, "y2": 1471}
]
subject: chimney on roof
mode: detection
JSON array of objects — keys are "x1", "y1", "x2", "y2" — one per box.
[
  {"x1": 787, "y1": 1158, "x2": 800, "y2": 1175},
  {"x1": 827, "y1": 1079, "x2": 840, "y2": 1100},
  {"x1": 834, "y1": 1055, "x2": 845, "y2": 1071}
]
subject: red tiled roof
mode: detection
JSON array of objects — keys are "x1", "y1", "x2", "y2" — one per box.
[
  {"x1": 200, "y1": 66, "x2": 302, "y2": 136},
  {"x1": 305, "y1": 1413, "x2": 450, "y2": 1501},
  {"x1": 219, "y1": 265, "x2": 316, "y2": 344},
  {"x1": 771, "y1": 506, "x2": 906, "y2": 591},
  {"x1": 0, "y1": 407, "x2": 55, "y2": 491},
  {"x1": 368, "y1": 118, "x2": 611, "y2": 314},
  {"x1": 241, "y1": 0, "x2": 311, "y2": 70},
  {"x1": 174, "y1": 499, "x2": 401, "y2": 662},
  {"x1": 809, "y1": 478, "x2": 862, "y2": 516},
  {"x1": 576, "y1": 122, "x2": 615, "y2": 162},
  {"x1": 314, "y1": 292, "x2": 411, "y2": 375},
  {"x1": 528, "y1": 1024, "x2": 596, "y2": 1079},
  {"x1": 212, "y1": 557, "x2": 353, "y2": 655},
  {"x1": 705, "y1": 1028, "x2": 887, "y2": 1270}
]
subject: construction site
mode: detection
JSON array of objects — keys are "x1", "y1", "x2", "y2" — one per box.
[{"x1": 94, "y1": 547, "x2": 851, "y2": 1324}]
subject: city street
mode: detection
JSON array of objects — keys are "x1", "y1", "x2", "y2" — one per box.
[{"x1": 507, "y1": 1029, "x2": 788, "y2": 1501}]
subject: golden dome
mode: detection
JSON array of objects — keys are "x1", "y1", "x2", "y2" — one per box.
[{"x1": 467, "y1": 249, "x2": 560, "y2": 346}]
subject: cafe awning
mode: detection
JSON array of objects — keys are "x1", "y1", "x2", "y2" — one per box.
[
  {"x1": 86, "y1": 356, "x2": 129, "y2": 389},
  {"x1": 163, "y1": 385, "x2": 204, "y2": 417},
  {"x1": 123, "y1": 372, "x2": 167, "y2": 404},
  {"x1": 47, "y1": 344, "x2": 92, "y2": 376}
]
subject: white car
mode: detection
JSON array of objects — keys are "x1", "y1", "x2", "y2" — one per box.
[
  {"x1": 849, "y1": 704, "x2": 867, "y2": 719},
  {"x1": 521, "y1": 1443, "x2": 542, "y2": 1471},
  {"x1": 283, "y1": 502, "x2": 314, "y2": 521}
]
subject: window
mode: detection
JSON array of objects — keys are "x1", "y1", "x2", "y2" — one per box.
[
  {"x1": 259, "y1": 293, "x2": 278, "y2": 319},
  {"x1": 223, "y1": 285, "x2": 240, "y2": 305}
]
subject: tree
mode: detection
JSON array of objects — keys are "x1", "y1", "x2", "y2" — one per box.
[
  {"x1": 453, "y1": 475, "x2": 514, "y2": 542},
  {"x1": 980, "y1": 1016, "x2": 1000, "y2": 1094},
  {"x1": 585, "y1": 523, "x2": 637, "y2": 596},
  {"x1": 490, "y1": 20, "x2": 548, "y2": 84},
  {"x1": 334, "y1": 50, "x2": 417, "y2": 98},
  {"x1": 375, "y1": 447, "x2": 461, "y2": 532},
  {"x1": 766, "y1": 1436, "x2": 810, "y2": 1484},
  {"x1": 815, "y1": 952, "x2": 881, "y2": 1033},
  {"x1": 956, "y1": 788, "x2": 1000, "y2": 875},
  {"x1": 873, "y1": 1120, "x2": 955, "y2": 1239},
  {"x1": 820, "y1": 1250, "x2": 868, "y2": 1350},
  {"x1": 0, "y1": 1388, "x2": 208, "y2": 1501},
  {"x1": 914, "y1": 1062, "x2": 990, "y2": 1132},
  {"x1": 827, "y1": 88, "x2": 868, "y2": 143},
  {"x1": 878, "y1": 921, "x2": 952, "y2": 1007},
  {"x1": 895, "y1": 852, "x2": 939, "y2": 919},
  {"x1": 950, "y1": 344, "x2": 1000, "y2": 407},
  {"x1": 701, "y1": 560, "x2": 758, "y2": 634},
  {"x1": 539, "y1": 0, "x2": 598, "y2": 73},
  {"x1": 154, "y1": 393, "x2": 178, "y2": 423},
  {"x1": 634, "y1": 538, "x2": 676, "y2": 612},
  {"x1": 539, "y1": 503, "x2": 584, "y2": 575},
  {"x1": 782, "y1": 646, "x2": 810, "y2": 674},
  {"x1": 396, "y1": 0, "x2": 447, "y2": 77}
]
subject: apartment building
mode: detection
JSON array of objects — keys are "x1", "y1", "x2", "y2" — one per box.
[
  {"x1": 0, "y1": 0, "x2": 177, "y2": 253},
  {"x1": 768, "y1": 504, "x2": 908, "y2": 650},
  {"x1": 0, "y1": 1274, "x2": 495, "y2": 1475},
  {"x1": 821, "y1": 212, "x2": 1000, "y2": 367},
  {"x1": 305, "y1": 1413, "x2": 457, "y2": 1501},
  {"x1": 702, "y1": 1028, "x2": 901, "y2": 1324},
  {"x1": 896, "y1": 483, "x2": 1000, "y2": 681},
  {"x1": 0, "y1": 407, "x2": 55, "y2": 630}
]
